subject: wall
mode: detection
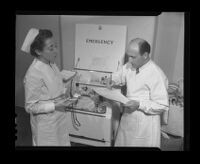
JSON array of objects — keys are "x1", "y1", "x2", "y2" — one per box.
[
  {"x1": 153, "y1": 12, "x2": 184, "y2": 83},
  {"x1": 60, "y1": 15, "x2": 156, "y2": 70},
  {"x1": 172, "y1": 15, "x2": 184, "y2": 82},
  {"x1": 15, "y1": 15, "x2": 61, "y2": 107}
]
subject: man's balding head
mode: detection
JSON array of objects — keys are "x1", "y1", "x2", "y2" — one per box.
[
  {"x1": 129, "y1": 38, "x2": 151, "y2": 56},
  {"x1": 126, "y1": 38, "x2": 151, "y2": 69}
]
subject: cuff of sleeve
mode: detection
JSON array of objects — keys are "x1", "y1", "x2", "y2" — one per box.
[
  {"x1": 44, "y1": 102, "x2": 55, "y2": 112},
  {"x1": 138, "y1": 100, "x2": 147, "y2": 112}
]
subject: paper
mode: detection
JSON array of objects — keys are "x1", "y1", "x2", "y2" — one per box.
[
  {"x1": 61, "y1": 70, "x2": 76, "y2": 80},
  {"x1": 92, "y1": 87, "x2": 129, "y2": 104}
]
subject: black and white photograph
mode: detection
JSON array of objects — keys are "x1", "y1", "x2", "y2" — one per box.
[{"x1": 15, "y1": 12, "x2": 188, "y2": 151}]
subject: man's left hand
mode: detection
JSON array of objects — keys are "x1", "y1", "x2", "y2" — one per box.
[{"x1": 123, "y1": 100, "x2": 140, "y2": 113}]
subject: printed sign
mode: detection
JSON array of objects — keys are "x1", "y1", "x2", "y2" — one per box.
[{"x1": 75, "y1": 24, "x2": 127, "y2": 72}]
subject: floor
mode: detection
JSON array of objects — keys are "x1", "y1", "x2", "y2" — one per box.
[{"x1": 15, "y1": 106, "x2": 183, "y2": 150}]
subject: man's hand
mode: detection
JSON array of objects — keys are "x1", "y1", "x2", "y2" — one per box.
[
  {"x1": 126, "y1": 62, "x2": 133, "y2": 69},
  {"x1": 126, "y1": 62, "x2": 135, "y2": 71},
  {"x1": 123, "y1": 100, "x2": 140, "y2": 113}
]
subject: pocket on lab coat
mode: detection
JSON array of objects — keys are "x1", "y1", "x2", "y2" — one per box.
[
  {"x1": 136, "y1": 112, "x2": 152, "y2": 138},
  {"x1": 120, "y1": 112, "x2": 139, "y2": 137}
]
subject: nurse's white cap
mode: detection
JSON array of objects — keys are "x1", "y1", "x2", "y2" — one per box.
[{"x1": 21, "y1": 28, "x2": 39, "y2": 53}]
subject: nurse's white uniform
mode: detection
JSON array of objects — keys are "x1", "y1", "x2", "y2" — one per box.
[
  {"x1": 24, "y1": 58, "x2": 71, "y2": 146},
  {"x1": 113, "y1": 60, "x2": 169, "y2": 147}
]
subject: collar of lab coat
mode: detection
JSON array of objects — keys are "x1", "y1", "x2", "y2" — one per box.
[
  {"x1": 137, "y1": 59, "x2": 152, "y2": 73},
  {"x1": 34, "y1": 58, "x2": 55, "y2": 70}
]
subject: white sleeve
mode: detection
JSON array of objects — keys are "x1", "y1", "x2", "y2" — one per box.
[
  {"x1": 40, "y1": 102, "x2": 55, "y2": 112},
  {"x1": 138, "y1": 71, "x2": 169, "y2": 115},
  {"x1": 24, "y1": 75, "x2": 55, "y2": 114}
]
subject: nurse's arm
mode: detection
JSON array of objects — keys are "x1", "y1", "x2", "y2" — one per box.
[{"x1": 24, "y1": 75, "x2": 55, "y2": 114}]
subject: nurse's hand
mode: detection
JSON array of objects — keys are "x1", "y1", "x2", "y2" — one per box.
[
  {"x1": 123, "y1": 100, "x2": 140, "y2": 113},
  {"x1": 63, "y1": 72, "x2": 77, "y2": 83},
  {"x1": 54, "y1": 99, "x2": 73, "y2": 112},
  {"x1": 55, "y1": 101, "x2": 68, "y2": 112},
  {"x1": 55, "y1": 98, "x2": 78, "y2": 112}
]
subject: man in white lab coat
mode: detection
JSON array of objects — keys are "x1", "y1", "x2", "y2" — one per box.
[
  {"x1": 109, "y1": 38, "x2": 169, "y2": 148},
  {"x1": 22, "y1": 28, "x2": 76, "y2": 146}
]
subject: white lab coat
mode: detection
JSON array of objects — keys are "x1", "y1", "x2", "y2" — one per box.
[
  {"x1": 113, "y1": 60, "x2": 169, "y2": 147},
  {"x1": 24, "y1": 58, "x2": 70, "y2": 146}
]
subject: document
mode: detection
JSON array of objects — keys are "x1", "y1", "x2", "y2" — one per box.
[{"x1": 92, "y1": 87, "x2": 130, "y2": 104}]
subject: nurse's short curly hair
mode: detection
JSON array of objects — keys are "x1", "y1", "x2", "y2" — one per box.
[{"x1": 30, "y1": 29, "x2": 53, "y2": 58}]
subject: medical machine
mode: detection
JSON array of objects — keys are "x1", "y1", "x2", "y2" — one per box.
[
  {"x1": 65, "y1": 69, "x2": 121, "y2": 146},
  {"x1": 64, "y1": 24, "x2": 127, "y2": 146}
]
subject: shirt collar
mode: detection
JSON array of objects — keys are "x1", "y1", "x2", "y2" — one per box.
[{"x1": 136, "y1": 59, "x2": 152, "y2": 74}]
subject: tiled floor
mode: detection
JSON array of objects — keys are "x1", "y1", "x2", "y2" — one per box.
[{"x1": 15, "y1": 106, "x2": 183, "y2": 150}]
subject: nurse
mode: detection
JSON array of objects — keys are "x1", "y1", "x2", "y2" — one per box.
[
  {"x1": 22, "y1": 28, "x2": 75, "y2": 146},
  {"x1": 109, "y1": 38, "x2": 169, "y2": 148}
]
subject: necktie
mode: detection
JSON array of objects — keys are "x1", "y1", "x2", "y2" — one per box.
[{"x1": 136, "y1": 68, "x2": 139, "y2": 74}]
